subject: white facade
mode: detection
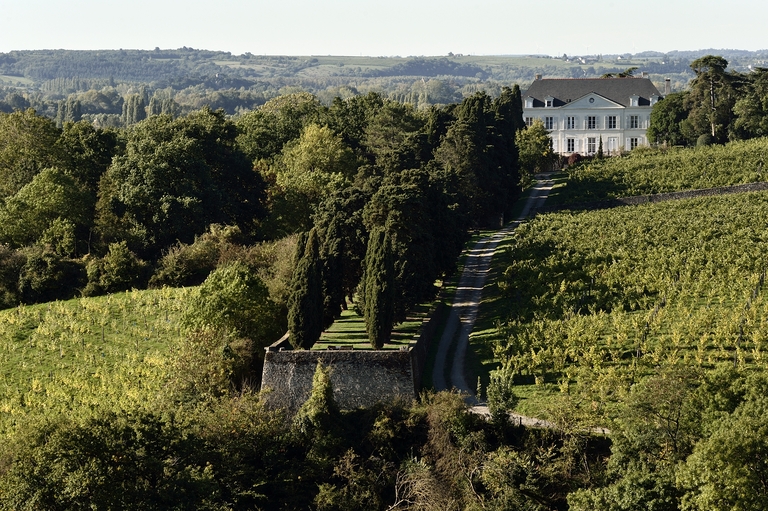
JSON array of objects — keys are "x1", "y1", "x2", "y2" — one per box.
[{"x1": 522, "y1": 78, "x2": 662, "y2": 156}]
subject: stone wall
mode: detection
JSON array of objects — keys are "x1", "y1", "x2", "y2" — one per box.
[
  {"x1": 261, "y1": 348, "x2": 414, "y2": 415},
  {"x1": 260, "y1": 306, "x2": 443, "y2": 414}
]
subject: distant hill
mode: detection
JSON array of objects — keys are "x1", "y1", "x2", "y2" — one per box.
[{"x1": 1, "y1": 48, "x2": 766, "y2": 118}]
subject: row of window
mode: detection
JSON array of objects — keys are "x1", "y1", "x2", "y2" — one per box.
[
  {"x1": 527, "y1": 115, "x2": 641, "y2": 130},
  {"x1": 562, "y1": 137, "x2": 641, "y2": 153}
]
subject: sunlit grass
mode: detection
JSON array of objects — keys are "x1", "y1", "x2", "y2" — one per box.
[
  {"x1": 0, "y1": 288, "x2": 191, "y2": 436},
  {"x1": 315, "y1": 302, "x2": 432, "y2": 350}
]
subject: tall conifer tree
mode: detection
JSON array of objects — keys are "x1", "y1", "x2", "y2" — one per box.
[
  {"x1": 319, "y1": 217, "x2": 345, "y2": 329},
  {"x1": 287, "y1": 228, "x2": 323, "y2": 349},
  {"x1": 361, "y1": 226, "x2": 394, "y2": 349}
]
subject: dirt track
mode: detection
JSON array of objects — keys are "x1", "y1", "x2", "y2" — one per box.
[{"x1": 432, "y1": 174, "x2": 555, "y2": 400}]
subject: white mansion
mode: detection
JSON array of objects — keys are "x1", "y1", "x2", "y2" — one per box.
[{"x1": 522, "y1": 75, "x2": 666, "y2": 156}]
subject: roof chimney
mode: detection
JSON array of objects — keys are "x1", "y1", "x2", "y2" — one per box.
[
  {"x1": 665, "y1": 78, "x2": 671, "y2": 95},
  {"x1": 535, "y1": 74, "x2": 542, "y2": 81}
]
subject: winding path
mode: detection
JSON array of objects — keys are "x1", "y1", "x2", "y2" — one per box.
[{"x1": 432, "y1": 174, "x2": 555, "y2": 404}]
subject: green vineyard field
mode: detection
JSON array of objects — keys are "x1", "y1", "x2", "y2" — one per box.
[
  {"x1": 550, "y1": 137, "x2": 768, "y2": 205},
  {"x1": 494, "y1": 189, "x2": 768, "y2": 418}
]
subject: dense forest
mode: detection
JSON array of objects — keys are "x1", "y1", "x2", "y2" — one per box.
[
  {"x1": 0, "y1": 81, "x2": 526, "y2": 353},
  {"x1": 3, "y1": 50, "x2": 768, "y2": 509}
]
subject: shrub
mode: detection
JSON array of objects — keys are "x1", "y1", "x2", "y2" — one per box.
[
  {"x1": 17, "y1": 247, "x2": 86, "y2": 304},
  {"x1": 149, "y1": 224, "x2": 243, "y2": 288},
  {"x1": 0, "y1": 412, "x2": 217, "y2": 510},
  {"x1": 697, "y1": 133, "x2": 713, "y2": 147},
  {"x1": 293, "y1": 361, "x2": 339, "y2": 436},
  {"x1": 83, "y1": 241, "x2": 149, "y2": 296},
  {"x1": 567, "y1": 152, "x2": 584, "y2": 166},
  {"x1": 182, "y1": 262, "x2": 284, "y2": 360},
  {"x1": 0, "y1": 245, "x2": 24, "y2": 308},
  {"x1": 170, "y1": 327, "x2": 254, "y2": 400},
  {"x1": 149, "y1": 237, "x2": 221, "y2": 288},
  {"x1": 249, "y1": 234, "x2": 297, "y2": 311},
  {"x1": 39, "y1": 217, "x2": 78, "y2": 257},
  {"x1": 486, "y1": 370, "x2": 519, "y2": 420}
]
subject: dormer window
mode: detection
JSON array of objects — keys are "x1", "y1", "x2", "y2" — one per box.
[
  {"x1": 525, "y1": 97, "x2": 534, "y2": 108},
  {"x1": 650, "y1": 94, "x2": 660, "y2": 105},
  {"x1": 629, "y1": 95, "x2": 639, "y2": 107},
  {"x1": 545, "y1": 96, "x2": 554, "y2": 108}
]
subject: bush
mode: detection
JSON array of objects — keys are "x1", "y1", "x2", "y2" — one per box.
[
  {"x1": 567, "y1": 152, "x2": 584, "y2": 166},
  {"x1": 0, "y1": 412, "x2": 217, "y2": 510},
  {"x1": 17, "y1": 247, "x2": 86, "y2": 304},
  {"x1": 39, "y1": 217, "x2": 78, "y2": 257},
  {"x1": 170, "y1": 327, "x2": 254, "y2": 400},
  {"x1": 247, "y1": 234, "x2": 297, "y2": 311},
  {"x1": 84, "y1": 241, "x2": 149, "y2": 296},
  {"x1": 182, "y1": 262, "x2": 285, "y2": 361},
  {"x1": 487, "y1": 370, "x2": 518, "y2": 420},
  {"x1": 149, "y1": 224, "x2": 243, "y2": 288},
  {"x1": 149, "y1": 237, "x2": 221, "y2": 288},
  {"x1": 697, "y1": 133, "x2": 713, "y2": 147},
  {"x1": 0, "y1": 245, "x2": 25, "y2": 308}
]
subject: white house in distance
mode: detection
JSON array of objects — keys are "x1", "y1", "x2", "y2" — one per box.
[{"x1": 522, "y1": 75, "x2": 666, "y2": 156}]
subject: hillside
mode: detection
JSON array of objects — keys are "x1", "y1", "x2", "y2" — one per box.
[
  {"x1": 3, "y1": 50, "x2": 768, "y2": 507},
  {"x1": 1, "y1": 48, "x2": 766, "y2": 119},
  {"x1": 547, "y1": 138, "x2": 768, "y2": 206},
  {"x1": 460, "y1": 136, "x2": 764, "y2": 400},
  {"x1": 0, "y1": 288, "x2": 190, "y2": 436}
]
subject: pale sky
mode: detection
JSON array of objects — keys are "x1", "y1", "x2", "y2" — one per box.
[{"x1": 1, "y1": 0, "x2": 766, "y2": 57}]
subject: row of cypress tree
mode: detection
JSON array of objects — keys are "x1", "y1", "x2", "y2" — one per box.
[{"x1": 286, "y1": 86, "x2": 526, "y2": 349}]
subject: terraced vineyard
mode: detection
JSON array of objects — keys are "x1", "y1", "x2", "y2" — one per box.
[
  {"x1": 549, "y1": 137, "x2": 768, "y2": 206},
  {"x1": 492, "y1": 190, "x2": 768, "y2": 417}
]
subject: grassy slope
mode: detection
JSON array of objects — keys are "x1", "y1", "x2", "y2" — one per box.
[
  {"x1": 549, "y1": 138, "x2": 768, "y2": 206},
  {"x1": 0, "y1": 288, "x2": 191, "y2": 436},
  {"x1": 315, "y1": 303, "x2": 430, "y2": 351}
]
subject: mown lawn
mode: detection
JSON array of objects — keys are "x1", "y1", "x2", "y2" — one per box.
[{"x1": 315, "y1": 302, "x2": 432, "y2": 350}]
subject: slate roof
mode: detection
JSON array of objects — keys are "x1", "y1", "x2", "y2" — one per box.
[{"x1": 523, "y1": 77, "x2": 662, "y2": 108}]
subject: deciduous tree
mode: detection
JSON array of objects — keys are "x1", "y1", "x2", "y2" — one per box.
[
  {"x1": 0, "y1": 108, "x2": 61, "y2": 199},
  {"x1": 732, "y1": 67, "x2": 768, "y2": 139},
  {"x1": 236, "y1": 92, "x2": 323, "y2": 163},
  {"x1": 96, "y1": 108, "x2": 265, "y2": 258},
  {"x1": 516, "y1": 119, "x2": 555, "y2": 180},
  {"x1": 182, "y1": 260, "x2": 283, "y2": 358},
  {"x1": 0, "y1": 167, "x2": 90, "y2": 249},
  {"x1": 648, "y1": 91, "x2": 692, "y2": 146},
  {"x1": 678, "y1": 395, "x2": 768, "y2": 511}
]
